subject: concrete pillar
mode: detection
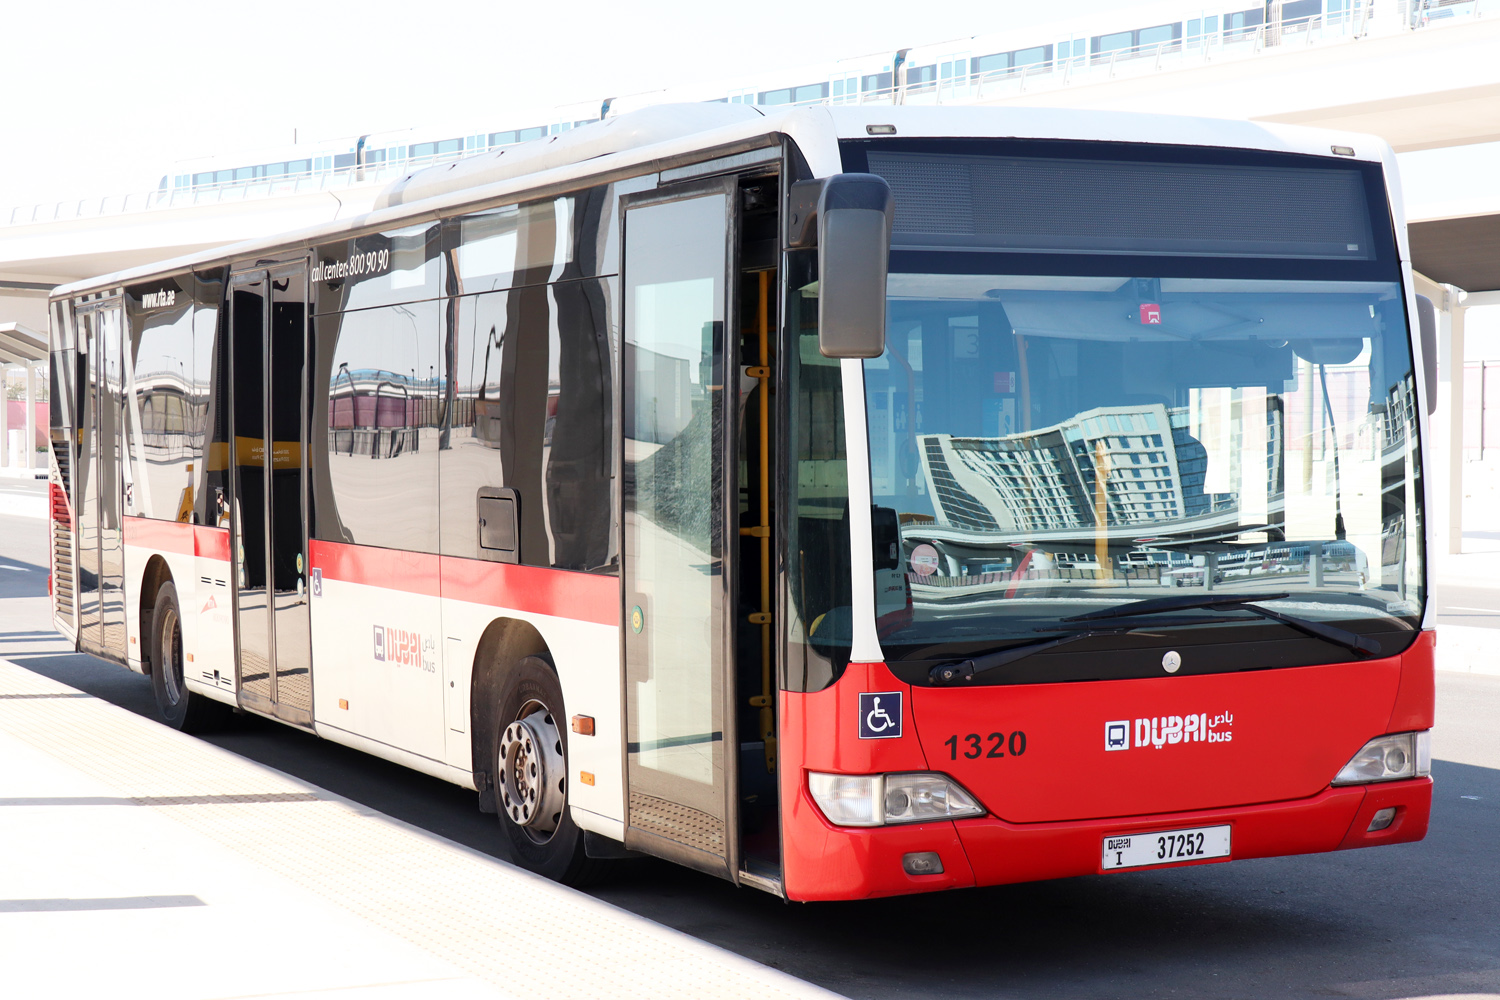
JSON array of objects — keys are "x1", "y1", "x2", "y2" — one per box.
[
  {"x1": 0, "y1": 365, "x2": 9, "y2": 469},
  {"x1": 1448, "y1": 304, "x2": 1467, "y2": 554},
  {"x1": 25, "y1": 362, "x2": 36, "y2": 471},
  {"x1": 1423, "y1": 273, "x2": 1468, "y2": 556}
]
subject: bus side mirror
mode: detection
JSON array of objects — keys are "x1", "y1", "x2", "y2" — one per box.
[
  {"x1": 1415, "y1": 294, "x2": 1437, "y2": 415},
  {"x1": 791, "y1": 174, "x2": 893, "y2": 359}
]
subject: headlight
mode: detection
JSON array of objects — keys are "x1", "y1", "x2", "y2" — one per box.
[
  {"x1": 808, "y1": 771, "x2": 985, "y2": 827},
  {"x1": 1332, "y1": 731, "x2": 1431, "y2": 786}
]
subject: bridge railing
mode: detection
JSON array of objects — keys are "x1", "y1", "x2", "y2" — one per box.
[
  {"x1": 0, "y1": 147, "x2": 474, "y2": 229},
  {"x1": 772, "y1": 4, "x2": 1486, "y2": 109}
]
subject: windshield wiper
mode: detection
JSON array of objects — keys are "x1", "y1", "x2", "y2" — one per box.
[
  {"x1": 1062, "y1": 592, "x2": 1381, "y2": 658},
  {"x1": 929, "y1": 627, "x2": 1136, "y2": 684},
  {"x1": 927, "y1": 615, "x2": 1252, "y2": 685}
]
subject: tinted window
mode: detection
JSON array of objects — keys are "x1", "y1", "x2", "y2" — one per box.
[
  {"x1": 1139, "y1": 24, "x2": 1179, "y2": 46},
  {"x1": 865, "y1": 150, "x2": 1376, "y2": 260},
  {"x1": 312, "y1": 222, "x2": 442, "y2": 314},
  {"x1": 124, "y1": 275, "x2": 198, "y2": 521},
  {"x1": 974, "y1": 53, "x2": 1009, "y2": 74},
  {"x1": 317, "y1": 299, "x2": 443, "y2": 552},
  {"x1": 784, "y1": 251, "x2": 853, "y2": 689},
  {"x1": 194, "y1": 270, "x2": 229, "y2": 527},
  {"x1": 450, "y1": 197, "x2": 575, "y2": 293},
  {"x1": 441, "y1": 278, "x2": 616, "y2": 570},
  {"x1": 1014, "y1": 46, "x2": 1050, "y2": 66}
]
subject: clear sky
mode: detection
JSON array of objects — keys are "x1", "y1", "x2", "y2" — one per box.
[{"x1": 1, "y1": 0, "x2": 1132, "y2": 206}]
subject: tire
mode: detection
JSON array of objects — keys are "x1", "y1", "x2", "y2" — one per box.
[
  {"x1": 492, "y1": 653, "x2": 605, "y2": 885},
  {"x1": 149, "y1": 581, "x2": 230, "y2": 733}
]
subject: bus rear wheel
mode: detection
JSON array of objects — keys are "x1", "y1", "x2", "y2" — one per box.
[
  {"x1": 492, "y1": 654, "x2": 602, "y2": 885},
  {"x1": 149, "y1": 581, "x2": 229, "y2": 733}
]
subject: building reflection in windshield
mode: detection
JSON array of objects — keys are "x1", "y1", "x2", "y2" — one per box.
[{"x1": 867, "y1": 279, "x2": 1423, "y2": 625}]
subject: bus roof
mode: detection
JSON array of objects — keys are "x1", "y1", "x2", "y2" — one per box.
[{"x1": 52, "y1": 103, "x2": 1399, "y2": 300}]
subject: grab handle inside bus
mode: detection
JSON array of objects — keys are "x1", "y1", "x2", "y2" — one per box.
[
  {"x1": 1415, "y1": 294, "x2": 1437, "y2": 415},
  {"x1": 795, "y1": 174, "x2": 893, "y2": 359}
]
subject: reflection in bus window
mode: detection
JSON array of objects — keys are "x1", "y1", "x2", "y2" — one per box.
[
  {"x1": 784, "y1": 251, "x2": 853, "y2": 688},
  {"x1": 441, "y1": 278, "x2": 615, "y2": 570},
  {"x1": 124, "y1": 276, "x2": 202, "y2": 522},
  {"x1": 312, "y1": 222, "x2": 442, "y2": 316},
  {"x1": 866, "y1": 274, "x2": 1423, "y2": 660},
  {"x1": 451, "y1": 198, "x2": 575, "y2": 294},
  {"x1": 320, "y1": 300, "x2": 443, "y2": 553}
]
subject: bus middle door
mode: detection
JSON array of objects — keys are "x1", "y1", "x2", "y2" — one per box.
[{"x1": 228, "y1": 262, "x2": 314, "y2": 727}]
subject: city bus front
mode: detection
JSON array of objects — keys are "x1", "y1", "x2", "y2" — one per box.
[{"x1": 779, "y1": 132, "x2": 1432, "y2": 900}]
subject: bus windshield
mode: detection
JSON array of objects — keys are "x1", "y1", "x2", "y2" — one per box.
[{"x1": 863, "y1": 272, "x2": 1425, "y2": 664}]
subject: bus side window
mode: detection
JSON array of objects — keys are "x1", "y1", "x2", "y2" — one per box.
[{"x1": 784, "y1": 250, "x2": 853, "y2": 692}]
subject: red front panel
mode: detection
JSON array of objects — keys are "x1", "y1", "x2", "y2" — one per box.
[
  {"x1": 912, "y1": 655, "x2": 1400, "y2": 823},
  {"x1": 779, "y1": 633, "x2": 1433, "y2": 901}
]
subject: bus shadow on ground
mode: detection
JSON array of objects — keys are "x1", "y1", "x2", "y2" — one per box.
[{"x1": 0, "y1": 555, "x2": 48, "y2": 601}]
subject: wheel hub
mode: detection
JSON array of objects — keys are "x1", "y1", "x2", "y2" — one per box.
[
  {"x1": 498, "y1": 704, "x2": 566, "y2": 837},
  {"x1": 160, "y1": 607, "x2": 183, "y2": 705}
]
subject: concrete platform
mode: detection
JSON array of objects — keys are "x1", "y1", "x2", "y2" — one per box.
[{"x1": 0, "y1": 658, "x2": 840, "y2": 1000}]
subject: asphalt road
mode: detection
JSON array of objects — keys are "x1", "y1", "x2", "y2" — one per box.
[
  {"x1": 2, "y1": 481, "x2": 1497, "y2": 1000},
  {"x1": 1435, "y1": 584, "x2": 1500, "y2": 629}
]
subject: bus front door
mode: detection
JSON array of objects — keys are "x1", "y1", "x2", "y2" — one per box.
[
  {"x1": 620, "y1": 181, "x2": 739, "y2": 880},
  {"x1": 229, "y1": 262, "x2": 313, "y2": 727}
]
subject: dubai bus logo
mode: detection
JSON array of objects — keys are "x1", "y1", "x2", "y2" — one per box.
[
  {"x1": 373, "y1": 624, "x2": 433, "y2": 671},
  {"x1": 1105, "y1": 713, "x2": 1233, "y2": 750}
]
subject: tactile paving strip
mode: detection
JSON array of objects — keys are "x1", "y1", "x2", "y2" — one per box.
[{"x1": 0, "y1": 660, "x2": 840, "y2": 1000}]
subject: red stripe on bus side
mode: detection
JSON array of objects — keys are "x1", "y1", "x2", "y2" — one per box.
[
  {"x1": 309, "y1": 540, "x2": 617, "y2": 625},
  {"x1": 122, "y1": 516, "x2": 195, "y2": 555},
  {"x1": 440, "y1": 556, "x2": 618, "y2": 627},
  {"x1": 311, "y1": 540, "x2": 442, "y2": 598},
  {"x1": 195, "y1": 526, "x2": 231, "y2": 562}
]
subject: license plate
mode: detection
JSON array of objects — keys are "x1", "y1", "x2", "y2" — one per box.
[{"x1": 1101, "y1": 825, "x2": 1230, "y2": 871}]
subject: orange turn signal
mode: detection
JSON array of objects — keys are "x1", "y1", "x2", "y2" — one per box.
[{"x1": 571, "y1": 715, "x2": 595, "y2": 736}]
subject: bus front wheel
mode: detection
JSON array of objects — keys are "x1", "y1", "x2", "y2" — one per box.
[{"x1": 492, "y1": 654, "x2": 602, "y2": 885}]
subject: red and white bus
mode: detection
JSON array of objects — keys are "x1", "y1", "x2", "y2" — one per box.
[{"x1": 47, "y1": 104, "x2": 1434, "y2": 900}]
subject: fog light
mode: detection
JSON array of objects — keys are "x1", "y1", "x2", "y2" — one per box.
[
  {"x1": 1367, "y1": 807, "x2": 1397, "y2": 832},
  {"x1": 902, "y1": 851, "x2": 944, "y2": 875}
]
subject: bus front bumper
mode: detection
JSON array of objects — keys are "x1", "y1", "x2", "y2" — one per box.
[{"x1": 782, "y1": 777, "x2": 1431, "y2": 901}]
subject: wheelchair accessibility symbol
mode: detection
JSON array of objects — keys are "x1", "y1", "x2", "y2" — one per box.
[{"x1": 858, "y1": 692, "x2": 903, "y2": 740}]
